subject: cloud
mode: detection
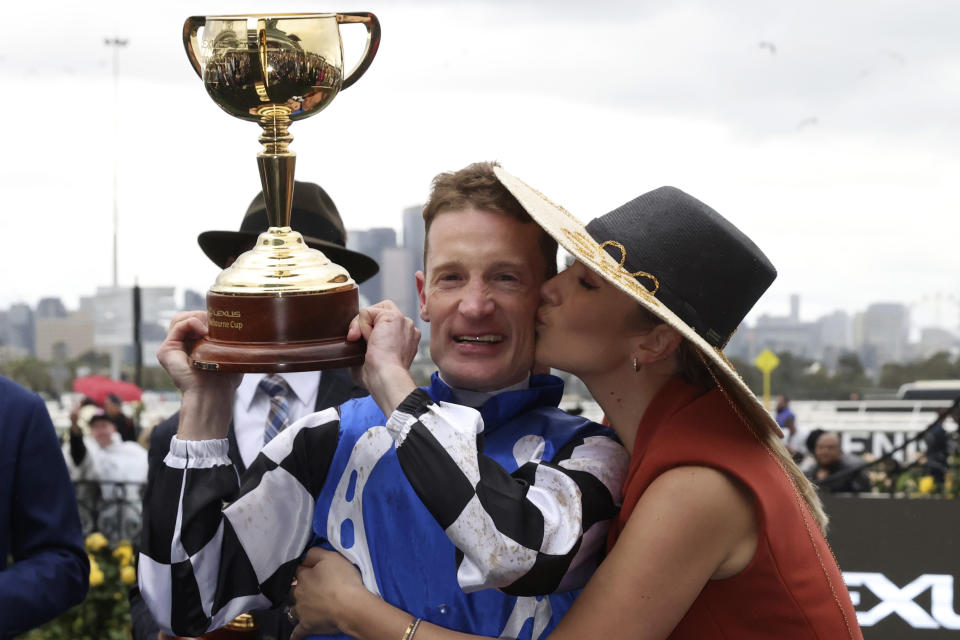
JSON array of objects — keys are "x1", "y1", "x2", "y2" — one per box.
[{"x1": 1, "y1": 0, "x2": 958, "y2": 318}]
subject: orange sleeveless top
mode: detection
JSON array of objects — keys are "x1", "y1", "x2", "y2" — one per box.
[{"x1": 608, "y1": 378, "x2": 863, "y2": 639}]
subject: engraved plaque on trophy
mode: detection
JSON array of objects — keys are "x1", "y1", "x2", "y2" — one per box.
[{"x1": 182, "y1": 12, "x2": 380, "y2": 372}]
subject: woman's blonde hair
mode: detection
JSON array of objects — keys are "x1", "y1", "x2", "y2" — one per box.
[{"x1": 635, "y1": 308, "x2": 829, "y2": 532}]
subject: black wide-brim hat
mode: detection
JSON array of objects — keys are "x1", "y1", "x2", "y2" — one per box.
[
  {"x1": 197, "y1": 181, "x2": 379, "y2": 284},
  {"x1": 494, "y1": 166, "x2": 782, "y2": 439}
]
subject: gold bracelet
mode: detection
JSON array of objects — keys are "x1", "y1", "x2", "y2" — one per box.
[
  {"x1": 401, "y1": 617, "x2": 422, "y2": 640},
  {"x1": 409, "y1": 618, "x2": 423, "y2": 640}
]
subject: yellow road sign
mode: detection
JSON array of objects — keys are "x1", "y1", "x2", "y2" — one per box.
[
  {"x1": 754, "y1": 349, "x2": 780, "y2": 409},
  {"x1": 754, "y1": 349, "x2": 780, "y2": 374}
]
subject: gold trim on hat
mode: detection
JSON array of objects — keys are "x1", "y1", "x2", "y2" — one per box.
[
  {"x1": 598, "y1": 240, "x2": 660, "y2": 294},
  {"x1": 561, "y1": 229, "x2": 661, "y2": 305}
]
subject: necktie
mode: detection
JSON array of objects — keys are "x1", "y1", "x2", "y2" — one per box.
[{"x1": 259, "y1": 374, "x2": 292, "y2": 445}]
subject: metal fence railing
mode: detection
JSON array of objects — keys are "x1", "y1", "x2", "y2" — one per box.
[{"x1": 73, "y1": 479, "x2": 146, "y2": 543}]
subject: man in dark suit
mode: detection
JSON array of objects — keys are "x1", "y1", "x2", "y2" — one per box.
[
  {"x1": 1, "y1": 376, "x2": 89, "y2": 637},
  {"x1": 130, "y1": 182, "x2": 376, "y2": 640}
]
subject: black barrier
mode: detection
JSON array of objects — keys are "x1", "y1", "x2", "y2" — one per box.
[
  {"x1": 73, "y1": 480, "x2": 145, "y2": 543},
  {"x1": 821, "y1": 396, "x2": 960, "y2": 493},
  {"x1": 824, "y1": 495, "x2": 960, "y2": 638}
]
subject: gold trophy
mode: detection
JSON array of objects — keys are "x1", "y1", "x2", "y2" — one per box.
[{"x1": 181, "y1": 12, "x2": 380, "y2": 372}]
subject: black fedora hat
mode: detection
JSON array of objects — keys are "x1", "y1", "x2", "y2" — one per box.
[
  {"x1": 494, "y1": 166, "x2": 781, "y2": 439},
  {"x1": 197, "y1": 181, "x2": 379, "y2": 284}
]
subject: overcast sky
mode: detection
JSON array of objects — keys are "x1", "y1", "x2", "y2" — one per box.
[{"x1": 2, "y1": 0, "x2": 958, "y2": 330}]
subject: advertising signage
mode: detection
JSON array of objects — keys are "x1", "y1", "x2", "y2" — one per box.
[{"x1": 824, "y1": 495, "x2": 960, "y2": 638}]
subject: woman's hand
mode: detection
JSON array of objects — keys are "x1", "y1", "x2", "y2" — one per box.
[
  {"x1": 346, "y1": 300, "x2": 420, "y2": 415},
  {"x1": 289, "y1": 548, "x2": 374, "y2": 640}
]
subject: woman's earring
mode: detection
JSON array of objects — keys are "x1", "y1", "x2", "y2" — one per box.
[{"x1": 633, "y1": 357, "x2": 640, "y2": 373}]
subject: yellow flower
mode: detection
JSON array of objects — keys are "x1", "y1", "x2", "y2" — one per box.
[
  {"x1": 918, "y1": 475, "x2": 936, "y2": 494},
  {"x1": 114, "y1": 592, "x2": 123, "y2": 600},
  {"x1": 85, "y1": 532, "x2": 109, "y2": 552},
  {"x1": 113, "y1": 544, "x2": 134, "y2": 566},
  {"x1": 120, "y1": 565, "x2": 137, "y2": 585},
  {"x1": 90, "y1": 567, "x2": 104, "y2": 587}
]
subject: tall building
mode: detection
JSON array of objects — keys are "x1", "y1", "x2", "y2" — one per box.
[
  {"x1": 5, "y1": 303, "x2": 35, "y2": 357},
  {"x1": 92, "y1": 286, "x2": 179, "y2": 376},
  {"x1": 738, "y1": 296, "x2": 819, "y2": 360},
  {"x1": 402, "y1": 205, "x2": 425, "y2": 275},
  {"x1": 750, "y1": 314, "x2": 820, "y2": 359},
  {"x1": 860, "y1": 302, "x2": 909, "y2": 371},
  {"x1": 817, "y1": 311, "x2": 851, "y2": 351},
  {"x1": 0, "y1": 310, "x2": 29, "y2": 362},
  {"x1": 348, "y1": 227, "x2": 397, "y2": 305},
  {"x1": 380, "y1": 248, "x2": 418, "y2": 322},
  {"x1": 914, "y1": 327, "x2": 956, "y2": 360},
  {"x1": 402, "y1": 205, "x2": 430, "y2": 344},
  {"x1": 183, "y1": 289, "x2": 206, "y2": 312},
  {"x1": 35, "y1": 310, "x2": 95, "y2": 362},
  {"x1": 36, "y1": 297, "x2": 68, "y2": 319}
]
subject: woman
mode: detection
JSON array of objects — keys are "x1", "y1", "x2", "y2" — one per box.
[{"x1": 289, "y1": 170, "x2": 863, "y2": 640}]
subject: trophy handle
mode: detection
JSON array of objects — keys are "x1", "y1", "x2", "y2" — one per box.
[
  {"x1": 182, "y1": 16, "x2": 206, "y2": 78},
  {"x1": 336, "y1": 12, "x2": 381, "y2": 90}
]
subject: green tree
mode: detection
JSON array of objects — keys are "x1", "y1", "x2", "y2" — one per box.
[
  {"x1": 878, "y1": 352, "x2": 960, "y2": 390},
  {"x1": 69, "y1": 349, "x2": 111, "y2": 374},
  {"x1": 0, "y1": 358, "x2": 55, "y2": 394},
  {"x1": 134, "y1": 366, "x2": 177, "y2": 392}
]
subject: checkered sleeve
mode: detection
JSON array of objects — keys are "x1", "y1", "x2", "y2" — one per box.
[
  {"x1": 385, "y1": 389, "x2": 629, "y2": 595},
  {"x1": 138, "y1": 408, "x2": 341, "y2": 637}
]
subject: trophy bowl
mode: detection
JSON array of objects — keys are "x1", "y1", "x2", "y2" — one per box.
[{"x1": 181, "y1": 12, "x2": 380, "y2": 372}]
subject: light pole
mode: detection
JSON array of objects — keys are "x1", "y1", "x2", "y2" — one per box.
[
  {"x1": 104, "y1": 37, "x2": 128, "y2": 289},
  {"x1": 104, "y1": 37, "x2": 128, "y2": 380}
]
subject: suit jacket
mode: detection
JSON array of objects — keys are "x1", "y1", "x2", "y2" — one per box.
[
  {"x1": 130, "y1": 369, "x2": 367, "y2": 640},
  {"x1": 0, "y1": 376, "x2": 88, "y2": 637}
]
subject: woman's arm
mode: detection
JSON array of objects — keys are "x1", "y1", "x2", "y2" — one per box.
[
  {"x1": 547, "y1": 465, "x2": 758, "y2": 640},
  {"x1": 290, "y1": 548, "x2": 481, "y2": 640},
  {"x1": 292, "y1": 465, "x2": 756, "y2": 640}
]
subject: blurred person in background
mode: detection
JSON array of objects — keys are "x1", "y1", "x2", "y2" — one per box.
[
  {"x1": 105, "y1": 392, "x2": 138, "y2": 442},
  {"x1": 804, "y1": 431, "x2": 871, "y2": 494},
  {"x1": 775, "y1": 395, "x2": 798, "y2": 455},
  {"x1": 64, "y1": 409, "x2": 148, "y2": 503}
]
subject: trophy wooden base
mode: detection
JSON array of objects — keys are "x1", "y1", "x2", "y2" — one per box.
[{"x1": 189, "y1": 287, "x2": 364, "y2": 373}]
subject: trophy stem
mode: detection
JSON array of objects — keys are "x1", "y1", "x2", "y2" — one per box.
[{"x1": 257, "y1": 107, "x2": 296, "y2": 229}]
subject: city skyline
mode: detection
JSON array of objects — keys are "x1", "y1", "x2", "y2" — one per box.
[
  {"x1": 3, "y1": 199, "x2": 959, "y2": 336},
  {"x1": 1, "y1": 1, "x2": 958, "y2": 322},
  {"x1": 2, "y1": 267, "x2": 956, "y2": 372}
]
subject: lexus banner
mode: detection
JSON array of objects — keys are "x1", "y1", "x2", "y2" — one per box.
[{"x1": 823, "y1": 495, "x2": 960, "y2": 639}]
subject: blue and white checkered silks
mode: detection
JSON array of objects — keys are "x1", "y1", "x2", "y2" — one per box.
[
  {"x1": 139, "y1": 373, "x2": 628, "y2": 639},
  {"x1": 259, "y1": 374, "x2": 291, "y2": 446}
]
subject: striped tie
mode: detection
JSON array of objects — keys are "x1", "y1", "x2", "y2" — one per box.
[{"x1": 259, "y1": 374, "x2": 292, "y2": 445}]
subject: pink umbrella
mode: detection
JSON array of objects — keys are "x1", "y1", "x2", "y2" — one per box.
[{"x1": 72, "y1": 376, "x2": 143, "y2": 405}]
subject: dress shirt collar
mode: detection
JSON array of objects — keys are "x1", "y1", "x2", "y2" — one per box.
[{"x1": 236, "y1": 371, "x2": 321, "y2": 409}]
